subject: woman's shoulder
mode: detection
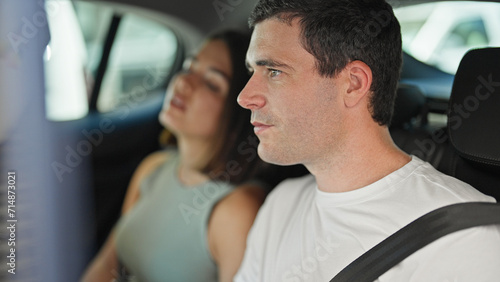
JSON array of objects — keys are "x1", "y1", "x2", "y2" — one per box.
[
  {"x1": 207, "y1": 183, "x2": 267, "y2": 273},
  {"x1": 121, "y1": 150, "x2": 175, "y2": 213},
  {"x1": 212, "y1": 183, "x2": 267, "y2": 220},
  {"x1": 136, "y1": 150, "x2": 175, "y2": 177},
  {"x1": 230, "y1": 183, "x2": 267, "y2": 204}
]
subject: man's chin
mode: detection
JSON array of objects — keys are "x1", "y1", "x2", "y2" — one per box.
[{"x1": 258, "y1": 146, "x2": 298, "y2": 166}]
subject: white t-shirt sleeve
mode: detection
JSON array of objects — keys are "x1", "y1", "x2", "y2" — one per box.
[{"x1": 233, "y1": 227, "x2": 260, "y2": 281}]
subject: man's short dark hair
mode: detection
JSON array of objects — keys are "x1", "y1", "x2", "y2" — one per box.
[{"x1": 249, "y1": 0, "x2": 402, "y2": 126}]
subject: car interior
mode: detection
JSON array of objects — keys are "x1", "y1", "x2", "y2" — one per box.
[{"x1": 0, "y1": 0, "x2": 499, "y2": 281}]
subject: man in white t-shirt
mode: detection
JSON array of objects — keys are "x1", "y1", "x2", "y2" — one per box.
[{"x1": 234, "y1": 0, "x2": 500, "y2": 281}]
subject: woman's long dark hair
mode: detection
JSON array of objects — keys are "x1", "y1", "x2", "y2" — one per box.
[{"x1": 199, "y1": 29, "x2": 264, "y2": 185}]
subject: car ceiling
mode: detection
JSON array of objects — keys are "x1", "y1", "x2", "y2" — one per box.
[
  {"x1": 89, "y1": 0, "x2": 500, "y2": 33},
  {"x1": 88, "y1": 0, "x2": 259, "y2": 33}
]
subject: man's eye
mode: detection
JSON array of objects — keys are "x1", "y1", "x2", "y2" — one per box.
[{"x1": 269, "y1": 69, "x2": 281, "y2": 78}]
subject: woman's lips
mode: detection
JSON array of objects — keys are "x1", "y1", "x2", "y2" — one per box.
[{"x1": 252, "y1": 122, "x2": 272, "y2": 134}]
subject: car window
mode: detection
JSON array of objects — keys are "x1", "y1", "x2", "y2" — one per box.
[
  {"x1": 44, "y1": 1, "x2": 178, "y2": 121},
  {"x1": 44, "y1": 0, "x2": 89, "y2": 121},
  {"x1": 73, "y1": 1, "x2": 113, "y2": 85},
  {"x1": 395, "y1": 1, "x2": 500, "y2": 74},
  {"x1": 97, "y1": 14, "x2": 177, "y2": 112}
]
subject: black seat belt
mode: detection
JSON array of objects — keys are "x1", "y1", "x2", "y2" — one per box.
[{"x1": 330, "y1": 202, "x2": 500, "y2": 282}]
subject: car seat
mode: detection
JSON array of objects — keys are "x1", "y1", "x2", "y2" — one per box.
[
  {"x1": 390, "y1": 83, "x2": 447, "y2": 167},
  {"x1": 437, "y1": 47, "x2": 500, "y2": 202}
]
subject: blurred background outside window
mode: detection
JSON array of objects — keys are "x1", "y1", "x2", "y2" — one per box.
[
  {"x1": 44, "y1": 0, "x2": 178, "y2": 121},
  {"x1": 395, "y1": 1, "x2": 500, "y2": 74}
]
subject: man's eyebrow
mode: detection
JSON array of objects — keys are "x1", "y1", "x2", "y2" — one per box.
[{"x1": 248, "y1": 59, "x2": 295, "y2": 71}]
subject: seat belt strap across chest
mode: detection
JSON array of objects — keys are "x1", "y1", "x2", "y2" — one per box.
[{"x1": 330, "y1": 202, "x2": 500, "y2": 282}]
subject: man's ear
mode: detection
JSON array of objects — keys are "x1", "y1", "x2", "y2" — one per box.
[{"x1": 344, "y1": 60, "x2": 372, "y2": 108}]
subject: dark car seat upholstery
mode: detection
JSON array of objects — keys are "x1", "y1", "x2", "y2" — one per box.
[
  {"x1": 437, "y1": 47, "x2": 500, "y2": 202},
  {"x1": 391, "y1": 84, "x2": 427, "y2": 129},
  {"x1": 390, "y1": 83, "x2": 447, "y2": 167}
]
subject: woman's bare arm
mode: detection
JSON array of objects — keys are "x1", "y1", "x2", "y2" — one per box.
[{"x1": 207, "y1": 184, "x2": 267, "y2": 282}]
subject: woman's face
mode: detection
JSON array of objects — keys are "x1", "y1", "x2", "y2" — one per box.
[{"x1": 159, "y1": 39, "x2": 232, "y2": 141}]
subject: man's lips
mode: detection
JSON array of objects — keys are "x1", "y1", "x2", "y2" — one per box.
[{"x1": 251, "y1": 122, "x2": 272, "y2": 134}]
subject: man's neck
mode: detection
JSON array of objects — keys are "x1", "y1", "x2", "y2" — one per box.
[{"x1": 309, "y1": 128, "x2": 411, "y2": 193}]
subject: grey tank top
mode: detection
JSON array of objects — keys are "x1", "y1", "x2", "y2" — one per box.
[{"x1": 115, "y1": 151, "x2": 234, "y2": 281}]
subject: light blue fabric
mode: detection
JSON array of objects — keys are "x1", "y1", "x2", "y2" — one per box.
[{"x1": 115, "y1": 151, "x2": 234, "y2": 281}]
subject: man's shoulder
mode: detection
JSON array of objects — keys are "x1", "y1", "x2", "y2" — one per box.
[{"x1": 409, "y1": 157, "x2": 496, "y2": 203}]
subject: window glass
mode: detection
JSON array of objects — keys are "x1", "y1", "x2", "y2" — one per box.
[
  {"x1": 44, "y1": 1, "x2": 178, "y2": 120},
  {"x1": 73, "y1": 1, "x2": 113, "y2": 80},
  {"x1": 44, "y1": 0, "x2": 90, "y2": 121},
  {"x1": 97, "y1": 14, "x2": 178, "y2": 112},
  {"x1": 395, "y1": 1, "x2": 500, "y2": 74}
]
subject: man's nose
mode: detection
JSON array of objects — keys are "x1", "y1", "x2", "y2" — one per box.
[{"x1": 237, "y1": 77, "x2": 266, "y2": 110}]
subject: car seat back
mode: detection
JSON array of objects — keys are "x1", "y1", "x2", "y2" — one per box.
[{"x1": 438, "y1": 47, "x2": 500, "y2": 202}]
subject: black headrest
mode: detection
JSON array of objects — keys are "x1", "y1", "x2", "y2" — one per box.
[
  {"x1": 448, "y1": 47, "x2": 500, "y2": 167},
  {"x1": 392, "y1": 84, "x2": 426, "y2": 128}
]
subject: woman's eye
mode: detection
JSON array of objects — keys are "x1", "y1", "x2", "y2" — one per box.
[
  {"x1": 269, "y1": 69, "x2": 281, "y2": 78},
  {"x1": 205, "y1": 81, "x2": 221, "y2": 92}
]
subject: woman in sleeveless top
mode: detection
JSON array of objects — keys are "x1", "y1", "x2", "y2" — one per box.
[{"x1": 82, "y1": 30, "x2": 268, "y2": 282}]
